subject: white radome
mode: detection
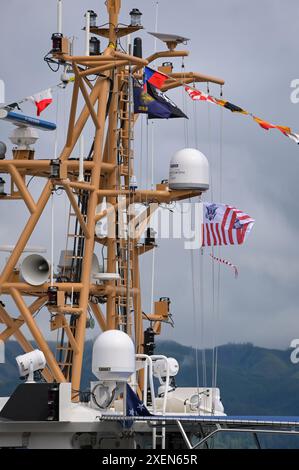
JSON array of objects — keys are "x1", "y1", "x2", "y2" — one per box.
[
  {"x1": 92, "y1": 330, "x2": 135, "y2": 382},
  {"x1": 9, "y1": 126, "x2": 39, "y2": 149},
  {"x1": 169, "y1": 148, "x2": 209, "y2": 190}
]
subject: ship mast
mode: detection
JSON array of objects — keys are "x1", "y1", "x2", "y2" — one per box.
[{"x1": 0, "y1": 0, "x2": 224, "y2": 395}]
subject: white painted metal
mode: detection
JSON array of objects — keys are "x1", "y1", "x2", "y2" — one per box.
[
  {"x1": 15, "y1": 350, "x2": 46, "y2": 380},
  {"x1": 85, "y1": 11, "x2": 90, "y2": 56},
  {"x1": 169, "y1": 148, "x2": 209, "y2": 190},
  {"x1": 20, "y1": 254, "x2": 50, "y2": 286},
  {"x1": 92, "y1": 330, "x2": 135, "y2": 381},
  {"x1": 57, "y1": 0, "x2": 63, "y2": 34}
]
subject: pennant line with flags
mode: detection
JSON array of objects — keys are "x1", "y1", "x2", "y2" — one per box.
[
  {"x1": 28, "y1": 89, "x2": 53, "y2": 116},
  {"x1": 144, "y1": 66, "x2": 168, "y2": 90},
  {"x1": 185, "y1": 86, "x2": 299, "y2": 145},
  {"x1": 2, "y1": 78, "x2": 74, "y2": 116},
  {"x1": 209, "y1": 253, "x2": 239, "y2": 278}
]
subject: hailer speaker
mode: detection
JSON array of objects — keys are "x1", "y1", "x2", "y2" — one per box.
[{"x1": 20, "y1": 254, "x2": 51, "y2": 286}]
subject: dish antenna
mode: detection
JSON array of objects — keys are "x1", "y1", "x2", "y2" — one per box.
[{"x1": 148, "y1": 32, "x2": 190, "y2": 51}]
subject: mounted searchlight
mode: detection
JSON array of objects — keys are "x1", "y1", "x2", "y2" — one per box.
[{"x1": 16, "y1": 350, "x2": 46, "y2": 383}]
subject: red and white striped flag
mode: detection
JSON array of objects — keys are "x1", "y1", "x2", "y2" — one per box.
[
  {"x1": 185, "y1": 86, "x2": 217, "y2": 105},
  {"x1": 28, "y1": 88, "x2": 53, "y2": 116},
  {"x1": 209, "y1": 253, "x2": 239, "y2": 278},
  {"x1": 202, "y1": 203, "x2": 254, "y2": 247}
]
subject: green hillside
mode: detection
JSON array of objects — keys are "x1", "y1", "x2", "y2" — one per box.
[{"x1": 1, "y1": 340, "x2": 298, "y2": 416}]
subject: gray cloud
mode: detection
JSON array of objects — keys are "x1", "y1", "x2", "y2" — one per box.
[{"x1": 0, "y1": 1, "x2": 299, "y2": 351}]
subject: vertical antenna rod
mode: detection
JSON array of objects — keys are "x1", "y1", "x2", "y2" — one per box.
[
  {"x1": 126, "y1": 44, "x2": 133, "y2": 331},
  {"x1": 85, "y1": 11, "x2": 90, "y2": 56},
  {"x1": 78, "y1": 135, "x2": 84, "y2": 182},
  {"x1": 57, "y1": 0, "x2": 63, "y2": 34}
]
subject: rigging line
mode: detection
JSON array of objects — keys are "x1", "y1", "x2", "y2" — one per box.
[
  {"x1": 62, "y1": 201, "x2": 72, "y2": 279},
  {"x1": 213, "y1": 258, "x2": 221, "y2": 391},
  {"x1": 206, "y1": 84, "x2": 217, "y2": 398},
  {"x1": 199, "y1": 246, "x2": 207, "y2": 388},
  {"x1": 50, "y1": 192, "x2": 55, "y2": 286},
  {"x1": 183, "y1": 101, "x2": 200, "y2": 395},
  {"x1": 189, "y1": 203, "x2": 200, "y2": 406},
  {"x1": 62, "y1": 83, "x2": 67, "y2": 152},
  {"x1": 181, "y1": 58, "x2": 189, "y2": 147},
  {"x1": 55, "y1": 327, "x2": 60, "y2": 360},
  {"x1": 154, "y1": 1, "x2": 159, "y2": 57},
  {"x1": 139, "y1": 114, "x2": 144, "y2": 188},
  {"x1": 193, "y1": 81, "x2": 199, "y2": 149},
  {"x1": 219, "y1": 103, "x2": 224, "y2": 204},
  {"x1": 213, "y1": 95, "x2": 224, "y2": 391},
  {"x1": 207, "y1": 87, "x2": 213, "y2": 201},
  {"x1": 130, "y1": 86, "x2": 137, "y2": 338},
  {"x1": 211, "y1": 241, "x2": 216, "y2": 389},
  {"x1": 126, "y1": 63, "x2": 133, "y2": 333},
  {"x1": 191, "y1": 84, "x2": 207, "y2": 390},
  {"x1": 150, "y1": 246, "x2": 155, "y2": 316},
  {"x1": 146, "y1": 116, "x2": 149, "y2": 189},
  {"x1": 150, "y1": 120, "x2": 155, "y2": 314},
  {"x1": 151, "y1": 120, "x2": 155, "y2": 191}
]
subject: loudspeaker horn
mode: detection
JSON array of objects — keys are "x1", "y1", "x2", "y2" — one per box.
[{"x1": 20, "y1": 254, "x2": 50, "y2": 286}]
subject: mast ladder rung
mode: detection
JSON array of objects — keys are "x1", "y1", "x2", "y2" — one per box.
[
  {"x1": 67, "y1": 234, "x2": 85, "y2": 238},
  {"x1": 56, "y1": 346, "x2": 73, "y2": 351}
]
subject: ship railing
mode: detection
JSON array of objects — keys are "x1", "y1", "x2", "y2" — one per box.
[
  {"x1": 135, "y1": 354, "x2": 170, "y2": 415},
  {"x1": 135, "y1": 354, "x2": 170, "y2": 449}
]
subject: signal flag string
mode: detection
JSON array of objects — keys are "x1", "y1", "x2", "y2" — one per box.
[
  {"x1": 185, "y1": 86, "x2": 299, "y2": 145},
  {"x1": 142, "y1": 65, "x2": 299, "y2": 146},
  {"x1": 209, "y1": 253, "x2": 239, "y2": 279},
  {"x1": 2, "y1": 77, "x2": 74, "y2": 116}
]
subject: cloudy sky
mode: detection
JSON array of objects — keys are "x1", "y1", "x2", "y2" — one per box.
[{"x1": 1, "y1": 0, "x2": 299, "y2": 352}]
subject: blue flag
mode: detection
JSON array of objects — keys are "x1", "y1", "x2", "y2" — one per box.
[
  {"x1": 133, "y1": 82, "x2": 187, "y2": 120},
  {"x1": 126, "y1": 384, "x2": 151, "y2": 418},
  {"x1": 123, "y1": 384, "x2": 151, "y2": 428}
]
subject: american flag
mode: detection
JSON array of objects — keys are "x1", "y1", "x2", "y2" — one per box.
[{"x1": 202, "y1": 203, "x2": 254, "y2": 247}]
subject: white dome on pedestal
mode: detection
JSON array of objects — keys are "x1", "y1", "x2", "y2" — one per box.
[{"x1": 169, "y1": 148, "x2": 209, "y2": 191}]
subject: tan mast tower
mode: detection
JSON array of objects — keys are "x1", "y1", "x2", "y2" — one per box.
[{"x1": 0, "y1": 0, "x2": 224, "y2": 395}]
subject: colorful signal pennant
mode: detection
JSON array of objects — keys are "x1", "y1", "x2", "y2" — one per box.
[
  {"x1": 185, "y1": 86, "x2": 299, "y2": 145},
  {"x1": 209, "y1": 253, "x2": 239, "y2": 278}
]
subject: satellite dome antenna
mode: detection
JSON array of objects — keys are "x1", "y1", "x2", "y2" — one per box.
[{"x1": 148, "y1": 31, "x2": 190, "y2": 51}]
